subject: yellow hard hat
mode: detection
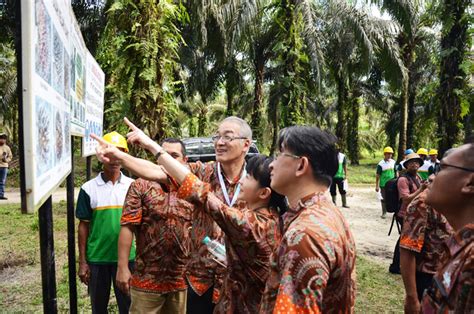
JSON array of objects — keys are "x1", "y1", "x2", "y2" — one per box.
[
  {"x1": 383, "y1": 146, "x2": 394, "y2": 154},
  {"x1": 416, "y1": 148, "x2": 428, "y2": 156},
  {"x1": 103, "y1": 131, "x2": 129, "y2": 152},
  {"x1": 428, "y1": 149, "x2": 438, "y2": 155}
]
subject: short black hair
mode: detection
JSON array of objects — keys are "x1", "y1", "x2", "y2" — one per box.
[
  {"x1": 246, "y1": 154, "x2": 288, "y2": 215},
  {"x1": 277, "y1": 126, "x2": 338, "y2": 187},
  {"x1": 160, "y1": 138, "x2": 186, "y2": 156},
  {"x1": 0, "y1": 133, "x2": 7, "y2": 140}
]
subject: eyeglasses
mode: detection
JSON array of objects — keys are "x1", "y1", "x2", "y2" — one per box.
[
  {"x1": 274, "y1": 151, "x2": 302, "y2": 160},
  {"x1": 211, "y1": 135, "x2": 247, "y2": 143},
  {"x1": 438, "y1": 162, "x2": 474, "y2": 174}
]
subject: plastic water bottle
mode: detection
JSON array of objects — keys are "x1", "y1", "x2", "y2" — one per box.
[{"x1": 202, "y1": 236, "x2": 227, "y2": 267}]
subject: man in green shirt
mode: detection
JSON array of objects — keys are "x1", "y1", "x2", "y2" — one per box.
[
  {"x1": 76, "y1": 132, "x2": 136, "y2": 314},
  {"x1": 330, "y1": 150, "x2": 349, "y2": 208},
  {"x1": 375, "y1": 146, "x2": 396, "y2": 218}
]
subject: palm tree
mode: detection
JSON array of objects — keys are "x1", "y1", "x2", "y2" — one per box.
[
  {"x1": 436, "y1": 0, "x2": 471, "y2": 153},
  {"x1": 97, "y1": 0, "x2": 184, "y2": 140}
]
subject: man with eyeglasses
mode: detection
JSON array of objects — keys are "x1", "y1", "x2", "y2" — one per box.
[
  {"x1": 399, "y1": 152, "x2": 453, "y2": 313},
  {"x1": 92, "y1": 116, "x2": 252, "y2": 314},
  {"x1": 421, "y1": 143, "x2": 474, "y2": 312},
  {"x1": 260, "y1": 126, "x2": 356, "y2": 313}
]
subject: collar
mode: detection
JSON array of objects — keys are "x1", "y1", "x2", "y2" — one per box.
[
  {"x1": 446, "y1": 223, "x2": 474, "y2": 257},
  {"x1": 96, "y1": 172, "x2": 123, "y2": 186},
  {"x1": 287, "y1": 192, "x2": 326, "y2": 214},
  {"x1": 215, "y1": 162, "x2": 246, "y2": 184}
]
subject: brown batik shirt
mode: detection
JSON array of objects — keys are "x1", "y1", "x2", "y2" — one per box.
[
  {"x1": 400, "y1": 191, "x2": 453, "y2": 274},
  {"x1": 260, "y1": 193, "x2": 356, "y2": 314},
  {"x1": 185, "y1": 161, "x2": 247, "y2": 302},
  {"x1": 422, "y1": 223, "x2": 474, "y2": 313},
  {"x1": 121, "y1": 178, "x2": 193, "y2": 293},
  {"x1": 178, "y1": 173, "x2": 281, "y2": 313}
]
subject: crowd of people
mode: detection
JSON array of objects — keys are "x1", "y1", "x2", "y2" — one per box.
[{"x1": 72, "y1": 115, "x2": 473, "y2": 313}]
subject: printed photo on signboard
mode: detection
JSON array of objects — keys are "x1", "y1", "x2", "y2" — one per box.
[
  {"x1": 64, "y1": 51, "x2": 70, "y2": 100},
  {"x1": 35, "y1": 0, "x2": 51, "y2": 84},
  {"x1": 52, "y1": 27, "x2": 64, "y2": 97},
  {"x1": 54, "y1": 109, "x2": 64, "y2": 165},
  {"x1": 64, "y1": 112, "x2": 71, "y2": 156},
  {"x1": 35, "y1": 96, "x2": 53, "y2": 176}
]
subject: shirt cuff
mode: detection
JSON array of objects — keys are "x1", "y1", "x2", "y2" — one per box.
[{"x1": 400, "y1": 235, "x2": 423, "y2": 252}]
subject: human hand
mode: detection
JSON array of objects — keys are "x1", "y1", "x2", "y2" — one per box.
[
  {"x1": 375, "y1": 187, "x2": 380, "y2": 192},
  {"x1": 78, "y1": 261, "x2": 90, "y2": 285},
  {"x1": 124, "y1": 117, "x2": 158, "y2": 153},
  {"x1": 116, "y1": 265, "x2": 132, "y2": 295},
  {"x1": 404, "y1": 295, "x2": 420, "y2": 314},
  {"x1": 420, "y1": 180, "x2": 429, "y2": 191},
  {"x1": 91, "y1": 134, "x2": 126, "y2": 164}
]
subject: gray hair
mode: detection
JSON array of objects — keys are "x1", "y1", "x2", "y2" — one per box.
[{"x1": 220, "y1": 116, "x2": 252, "y2": 140}]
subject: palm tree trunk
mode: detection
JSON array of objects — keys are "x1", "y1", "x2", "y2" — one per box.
[
  {"x1": 398, "y1": 78, "x2": 409, "y2": 162},
  {"x1": 347, "y1": 93, "x2": 360, "y2": 165},
  {"x1": 437, "y1": 0, "x2": 469, "y2": 154},
  {"x1": 407, "y1": 75, "x2": 416, "y2": 149},
  {"x1": 335, "y1": 74, "x2": 348, "y2": 151},
  {"x1": 251, "y1": 54, "x2": 265, "y2": 144}
]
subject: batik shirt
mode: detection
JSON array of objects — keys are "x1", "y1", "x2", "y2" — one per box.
[
  {"x1": 422, "y1": 224, "x2": 474, "y2": 312},
  {"x1": 178, "y1": 173, "x2": 281, "y2": 313},
  {"x1": 400, "y1": 191, "x2": 453, "y2": 274},
  {"x1": 121, "y1": 179, "x2": 193, "y2": 293},
  {"x1": 260, "y1": 193, "x2": 356, "y2": 313},
  {"x1": 186, "y1": 161, "x2": 247, "y2": 302}
]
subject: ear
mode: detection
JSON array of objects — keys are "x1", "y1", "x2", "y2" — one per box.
[
  {"x1": 242, "y1": 139, "x2": 251, "y2": 153},
  {"x1": 460, "y1": 173, "x2": 474, "y2": 195},
  {"x1": 183, "y1": 156, "x2": 188, "y2": 163},
  {"x1": 295, "y1": 156, "x2": 310, "y2": 178},
  {"x1": 259, "y1": 187, "x2": 272, "y2": 200}
]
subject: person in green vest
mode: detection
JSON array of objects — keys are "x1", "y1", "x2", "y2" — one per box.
[
  {"x1": 427, "y1": 149, "x2": 440, "y2": 175},
  {"x1": 330, "y1": 149, "x2": 349, "y2": 208},
  {"x1": 416, "y1": 148, "x2": 430, "y2": 180},
  {"x1": 76, "y1": 131, "x2": 136, "y2": 314},
  {"x1": 375, "y1": 146, "x2": 397, "y2": 218}
]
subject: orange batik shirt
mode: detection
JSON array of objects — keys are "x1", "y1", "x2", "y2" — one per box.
[
  {"x1": 260, "y1": 193, "x2": 356, "y2": 314},
  {"x1": 121, "y1": 179, "x2": 193, "y2": 293}
]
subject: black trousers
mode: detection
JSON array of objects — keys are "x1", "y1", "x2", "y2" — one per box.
[
  {"x1": 390, "y1": 216, "x2": 403, "y2": 273},
  {"x1": 186, "y1": 285, "x2": 215, "y2": 314},
  {"x1": 330, "y1": 177, "x2": 346, "y2": 196},
  {"x1": 88, "y1": 262, "x2": 133, "y2": 314},
  {"x1": 416, "y1": 271, "x2": 434, "y2": 301}
]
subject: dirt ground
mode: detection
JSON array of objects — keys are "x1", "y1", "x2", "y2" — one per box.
[{"x1": 337, "y1": 185, "x2": 399, "y2": 266}]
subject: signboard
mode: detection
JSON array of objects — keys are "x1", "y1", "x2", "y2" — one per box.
[
  {"x1": 69, "y1": 8, "x2": 87, "y2": 136},
  {"x1": 21, "y1": 0, "x2": 104, "y2": 212},
  {"x1": 21, "y1": 0, "x2": 72, "y2": 212},
  {"x1": 82, "y1": 53, "x2": 105, "y2": 157}
]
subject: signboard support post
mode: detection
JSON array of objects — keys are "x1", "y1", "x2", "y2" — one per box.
[
  {"x1": 15, "y1": 0, "x2": 27, "y2": 214},
  {"x1": 38, "y1": 196, "x2": 58, "y2": 314},
  {"x1": 86, "y1": 156, "x2": 92, "y2": 181},
  {"x1": 66, "y1": 137, "x2": 77, "y2": 313}
]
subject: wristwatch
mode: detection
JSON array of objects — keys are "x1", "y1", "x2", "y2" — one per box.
[{"x1": 155, "y1": 149, "x2": 165, "y2": 160}]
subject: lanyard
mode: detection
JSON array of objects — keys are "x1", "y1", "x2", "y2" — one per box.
[{"x1": 217, "y1": 162, "x2": 246, "y2": 207}]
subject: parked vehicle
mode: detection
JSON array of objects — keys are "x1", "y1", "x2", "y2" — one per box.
[{"x1": 183, "y1": 137, "x2": 259, "y2": 162}]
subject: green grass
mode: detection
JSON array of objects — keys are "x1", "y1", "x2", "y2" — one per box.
[
  {"x1": 0, "y1": 203, "x2": 404, "y2": 312},
  {"x1": 355, "y1": 256, "x2": 404, "y2": 313},
  {"x1": 0, "y1": 203, "x2": 117, "y2": 312},
  {"x1": 348, "y1": 158, "x2": 379, "y2": 185}
]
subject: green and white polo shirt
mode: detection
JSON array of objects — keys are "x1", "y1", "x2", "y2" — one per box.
[
  {"x1": 418, "y1": 160, "x2": 431, "y2": 180},
  {"x1": 376, "y1": 158, "x2": 396, "y2": 188},
  {"x1": 334, "y1": 152, "x2": 347, "y2": 179},
  {"x1": 76, "y1": 172, "x2": 136, "y2": 264}
]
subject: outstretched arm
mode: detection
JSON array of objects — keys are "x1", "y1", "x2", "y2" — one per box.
[{"x1": 91, "y1": 133, "x2": 168, "y2": 182}]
